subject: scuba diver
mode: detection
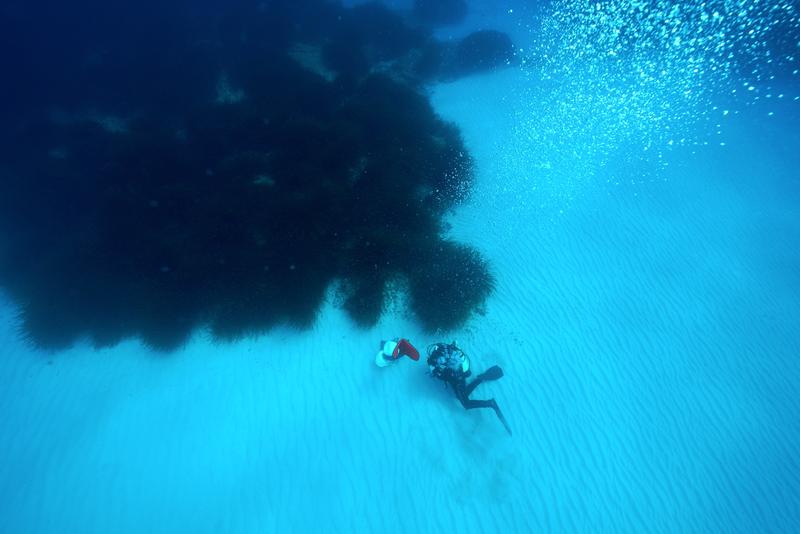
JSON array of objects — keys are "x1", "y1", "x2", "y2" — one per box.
[{"x1": 427, "y1": 341, "x2": 512, "y2": 435}]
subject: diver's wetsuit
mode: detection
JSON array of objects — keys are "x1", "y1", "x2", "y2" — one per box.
[
  {"x1": 452, "y1": 371, "x2": 498, "y2": 409},
  {"x1": 428, "y1": 343, "x2": 512, "y2": 435}
]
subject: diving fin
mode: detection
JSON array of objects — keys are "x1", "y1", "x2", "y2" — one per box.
[
  {"x1": 494, "y1": 403, "x2": 512, "y2": 436},
  {"x1": 482, "y1": 365, "x2": 504, "y2": 382},
  {"x1": 487, "y1": 398, "x2": 512, "y2": 435}
]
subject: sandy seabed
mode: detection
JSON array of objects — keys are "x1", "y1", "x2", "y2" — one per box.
[{"x1": 1, "y1": 69, "x2": 799, "y2": 533}]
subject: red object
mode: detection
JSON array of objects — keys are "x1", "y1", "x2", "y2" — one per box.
[{"x1": 396, "y1": 338, "x2": 420, "y2": 361}]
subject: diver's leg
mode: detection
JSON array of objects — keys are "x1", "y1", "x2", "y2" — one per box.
[
  {"x1": 462, "y1": 376, "x2": 487, "y2": 397},
  {"x1": 463, "y1": 366, "x2": 504, "y2": 397},
  {"x1": 456, "y1": 395, "x2": 513, "y2": 436},
  {"x1": 458, "y1": 397, "x2": 495, "y2": 410}
]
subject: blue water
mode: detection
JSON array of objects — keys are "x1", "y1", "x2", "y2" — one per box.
[{"x1": 1, "y1": 1, "x2": 799, "y2": 533}]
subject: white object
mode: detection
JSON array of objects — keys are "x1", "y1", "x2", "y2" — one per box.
[{"x1": 374, "y1": 340, "x2": 398, "y2": 368}]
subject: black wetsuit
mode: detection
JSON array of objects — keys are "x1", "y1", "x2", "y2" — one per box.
[
  {"x1": 451, "y1": 372, "x2": 499, "y2": 410},
  {"x1": 428, "y1": 343, "x2": 512, "y2": 435}
]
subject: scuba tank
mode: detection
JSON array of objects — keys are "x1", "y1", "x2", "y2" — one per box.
[{"x1": 427, "y1": 341, "x2": 470, "y2": 381}]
